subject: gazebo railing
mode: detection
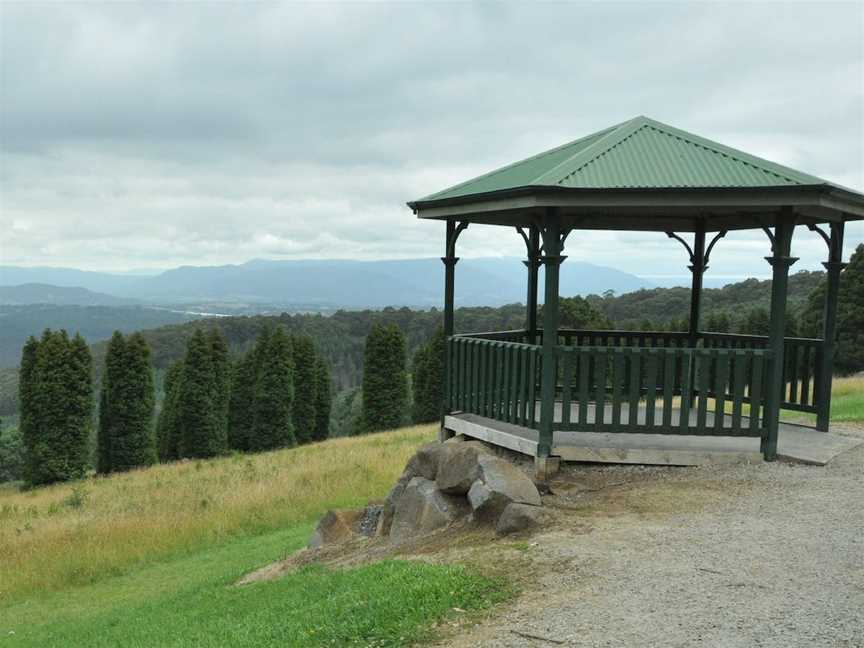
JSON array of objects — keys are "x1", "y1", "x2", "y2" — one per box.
[{"x1": 446, "y1": 328, "x2": 826, "y2": 438}]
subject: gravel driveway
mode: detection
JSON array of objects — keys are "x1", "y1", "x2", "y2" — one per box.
[{"x1": 441, "y1": 424, "x2": 864, "y2": 648}]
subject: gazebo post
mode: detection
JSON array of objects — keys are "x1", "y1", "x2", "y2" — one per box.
[
  {"x1": 816, "y1": 222, "x2": 846, "y2": 431},
  {"x1": 523, "y1": 225, "x2": 541, "y2": 344},
  {"x1": 688, "y1": 223, "x2": 706, "y2": 347},
  {"x1": 762, "y1": 211, "x2": 798, "y2": 460},
  {"x1": 441, "y1": 219, "x2": 467, "y2": 439},
  {"x1": 537, "y1": 209, "x2": 563, "y2": 479}
]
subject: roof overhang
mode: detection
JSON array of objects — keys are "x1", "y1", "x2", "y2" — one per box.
[{"x1": 407, "y1": 184, "x2": 864, "y2": 232}]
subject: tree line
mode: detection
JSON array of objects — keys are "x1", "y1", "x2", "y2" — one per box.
[{"x1": 17, "y1": 326, "x2": 333, "y2": 485}]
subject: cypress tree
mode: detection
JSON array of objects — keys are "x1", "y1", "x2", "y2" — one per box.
[
  {"x1": 227, "y1": 350, "x2": 257, "y2": 451},
  {"x1": 291, "y1": 335, "x2": 318, "y2": 444},
  {"x1": 412, "y1": 327, "x2": 445, "y2": 424},
  {"x1": 178, "y1": 330, "x2": 221, "y2": 458},
  {"x1": 24, "y1": 330, "x2": 92, "y2": 485},
  {"x1": 97, "y1": 331, "x2": 126, "y2": 474},
  {"x1": 313, "y1": 355, "x2": 332, "y2": 441},
  {"x1": 18, "y1": 336, "x2": 39, "y2": 485},
  {"x1": 156, "y1": 360, "x2": 184, "y2": 461},
  {"x1": 251, "y1": 327, "x2": 295, "y2": 451},
  {"x1": 835, "y1": 244, "x2": 864, "y2": 373},
  {"x1": 208, "y1": 329, "x2": 230, "y2": 453},
  {"x1": 360, "y1": 323, "x2": 409, "y2": 433}
]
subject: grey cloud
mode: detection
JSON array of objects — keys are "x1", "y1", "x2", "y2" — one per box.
[{"x1": 0, "y1": 2, "x2": 861, "y2": 275}]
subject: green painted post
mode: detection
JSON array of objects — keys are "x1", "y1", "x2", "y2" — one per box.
[
  {"x1": 688, "y1": 224, "x2": 706, "y2": 348},
  {"x1": 524, "y1": 226, "x2": 541, "y2": 344},
  {"x1": 441, "y1": 220, "x2": 466, "y2": 438},
  {"x1": 762, "y1": 214, "x2": 797, "y2": 460},
  {"x1": 817, "y1": 222, "x2": 846, "y2": 431},
  {"x1": 538, "y1": 211, "x2": 564, "y2": 458}
]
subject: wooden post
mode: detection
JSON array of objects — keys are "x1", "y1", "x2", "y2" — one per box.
[
  {"x1": 762, "y1": 212, "x2": 797, "y2": 460},
  {"x1": 816, "y1": 222, "x2": 846, "y2": 431},
  {"x1": 688, "y1": 224, "x2": 706, "y2": 348},
  {"x1": 441, "y1": 220, "x2": 466, "y2": 438},
  {"x1": 538, "y1": 210, "x2": 564, "y2": 460},
  {"x1": 524, "y1": 225, "x2": 541, "y2": 344}
]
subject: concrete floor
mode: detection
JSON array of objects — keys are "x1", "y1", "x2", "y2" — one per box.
[{"x1": 444, "y1": 405, "x2": 863, "y2": 466}]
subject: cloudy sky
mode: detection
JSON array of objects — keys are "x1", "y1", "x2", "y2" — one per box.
[{"x1": 1, "y1": 1, "x2": 862, "y2": 282}]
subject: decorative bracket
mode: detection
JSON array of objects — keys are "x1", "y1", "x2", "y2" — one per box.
[
  {"x1": 666, "y1": 229, "x2": 727, "y2": 269},
  {"x1": 761, "y1": 225, "x2": 776, "y2": 253},
  {"x1": 807, "y1": 223, "x2": 844, "y2": 263},
  {"x1": 445, "y1": 221, "x2": 469, "y2": 258}
]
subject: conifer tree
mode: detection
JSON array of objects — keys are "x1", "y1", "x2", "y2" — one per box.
[
  {"x1": 250, "y1": 327, "x2": 295, "y2": 451},
  {"x1": 178, "y1": 330, "x2": 221, "y2": 458},
  {"x1": 18, "y1": 336, "x2": 39, "y2": 484},
  {"x1": 360, "y1": 323, "x2": 409, "y2": 433},
  {"x1": 291, "y1": 335, "x2": 318, "y2": 444},
  {"x1": 313, "y1": 355, "x2": 331, "y2": 441},
  {"x1": 23, "y1": 330, "x2": 92, "y2": 485},
  {"x1": 227, "y1": 350, "x2": 257, "y2": 451},
  {"x1": 157, "y1": 360, "x2": 184, "y2": 461},
  {"x1": 97, "y1": 331, "x2": 126, "y2": 474},
  {"x1": 411, "y1": 327, "x2": 444, "y2": 424},
  {"x1": 208, "y1": 329, "x2": 230, "y2": 452}
]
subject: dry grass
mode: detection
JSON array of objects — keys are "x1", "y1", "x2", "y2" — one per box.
[{"x1": 0, "y1": 425, "x2": 436, "y2": 602}]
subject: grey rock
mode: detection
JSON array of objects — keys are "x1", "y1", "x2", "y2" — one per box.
[
  {"x1": 355, "y1": 504, "x2": 382, "y2": 537},
  {"x1": 478, "y1": 454, "x2": 542, "y2": 506},
  {"x1": 376, "y1": 470, "x2": 413, "y2": 537},
  {"x1": 390, "y1": 477, "x2": 470, "y2": 543},
  {"x1": 412, "y1": 443, "x2": 454, "y2": 481},
  {"x1": 308, "y1": 509, "x2": 363, "y2": 549},
  {"x1": 435, "y1": 441, "x2": 493, "y2": 495},
  {"x1": 496, "y1": 502, "x2": 543, "y2": 535}
]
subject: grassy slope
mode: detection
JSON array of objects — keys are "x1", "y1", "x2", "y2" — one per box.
[{"x1": 0, "y1": 425, "x2": 513, "y2": 647}]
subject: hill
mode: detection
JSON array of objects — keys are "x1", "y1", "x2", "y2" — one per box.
[
  {"x1": 0, "y1": 304, "x2": 208, "y2": 368},
  {"x1": 0, "y1": 283, "x2": 137, "y2": 306},
  {"x1": 0, "y1": 424, "x2": 511, "y2": 647},
  {"x1": 0, "y1": 258, "x2": 652, "y2": 307}
]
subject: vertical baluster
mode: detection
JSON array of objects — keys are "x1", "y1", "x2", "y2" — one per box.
[
  {"x1": 595, "y1": 348, "x2": 607, "y2": 430},
  {"x1": 697, "y1": 351, "x2": 710, "y2": 430},
  {"x1": 527, "y1": 347, "x2": 537, "y2": 426},
  {"x1": 800, "y1": 345, "x2": 811, "y2": 407},
  {"x1": 644, "y1": 349, "x2": 659, "y2": 428},
  {"x1": 731, "y1": 351, "x2": 746, "y2": 433},
  {"x1": 662, "y1": 351, "x2": 675, "y2": 428},
  {"x1": 679, "y1": 351, "x2": 693, "y2": 432},
  {"x1": 612, "y1": 350, "x2": 624, "y2": 427},
  {"x1": 560, "y1": 350, "x2": 572, "y2": 428},
  {"x1": 496, "y1": 343, "x2": 506, "y2": 420},
  {"x1": 749, "y1": 353, "x2": 764, "y2": 434},
  {"x1": 578, "y1": 351, "x2": 590, "y2": 428},
  {"x1": 788, "y1": 343, "x2": 799, "y2": 406},
  {"x1": 628, "y1": 349, "x2": 641, "y2": 428},
  {"x1": 714, "y1": 350, "x2": 730, "y2": 432},
  {"x1": 518, "y1": 347, "x2": 528, "y2": 426}
]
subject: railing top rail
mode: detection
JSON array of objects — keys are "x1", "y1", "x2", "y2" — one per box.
[
  {"x1": 555, "y1": 344, "x2": 773, "y2": 357},
  {"x1": 700, "y1": 331, "x2": 823, "y2": 344},
  {"x1": 552, "y1": 328, "x2": 689, "y2": 337},
  {"x1": 452, "y1": 329, "x2": 527, "y2": 339}
]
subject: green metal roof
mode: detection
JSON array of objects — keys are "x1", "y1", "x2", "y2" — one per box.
[{"x1": 417, "y1": 116, "x2": 838, "y2": 203}]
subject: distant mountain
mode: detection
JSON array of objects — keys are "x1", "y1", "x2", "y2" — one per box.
[
  {"x1": 0, "y1": 258, "x2": 652, "y2": 307},
  {"x1": 0, "y1": 284, "x2": 137, "y2": 306}
]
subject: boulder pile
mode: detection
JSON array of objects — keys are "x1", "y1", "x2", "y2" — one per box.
[{"x1": 309, "y1": 437, "x2": 545, "y2": 549}]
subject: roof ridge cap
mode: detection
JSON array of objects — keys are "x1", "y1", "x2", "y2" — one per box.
[
  {"x1": 638, "y1": 118, "x2": 829, "y2": 186},
  {"x1": 533, "y1": 116, "x2": 649, "y2": 186}
]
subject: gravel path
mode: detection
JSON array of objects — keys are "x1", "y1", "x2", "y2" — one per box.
[{"x1": 443, "y1": 425, "x2": 864, "y2": 648}]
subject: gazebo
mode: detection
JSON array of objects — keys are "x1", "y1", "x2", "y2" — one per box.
[{"x1": 408, "y1": 116, "x2": 864, "y2": 475}]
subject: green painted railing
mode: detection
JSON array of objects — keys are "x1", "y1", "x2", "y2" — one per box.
[{"x1": 447, "y1": 331, "x2": 778, "y2": 438}]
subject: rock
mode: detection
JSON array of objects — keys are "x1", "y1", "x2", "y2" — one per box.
[
  {"x1": 355, "y1": 504, "x2": 383, "y2": 537},
  {"x1": 376, "y1": 470, "x2": 413, "y2": 537},
  {"x1": 444, "y1": 434, "x2": 467, "y2": 444},
  {"x1": 308, "y1": 509, "x2": 363, "y2": 549},
  {"x1": 390, "y1": 477, "x2": 470, "y2": 543},
  {"x1": 477, "y1": 455, "x2": 542, "y2": 507},
  {"x1": 496, "y1": 502, "x2": 543, "y2": 535},
  {"x1": 412, "y1": 443, "x2": 454, "y2": 481},
  {"x1": 435, "y1": 441, "x2": 493, "y2": 495}
]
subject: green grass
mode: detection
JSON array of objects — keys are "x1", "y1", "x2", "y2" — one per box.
[
  {"x1": 0, "y1": 518, "x2": 508, "y2": 648},
  {"x1": 0, "y1": 426, "x2": 510, "y2": 647},
  {"x1": 783, "y1": 376, "x2": 864, "y2": 425}
]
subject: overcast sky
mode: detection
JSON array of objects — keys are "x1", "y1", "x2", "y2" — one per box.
[{"x1": 1, "y1": 2, "x2": 862, "y2": 282}]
